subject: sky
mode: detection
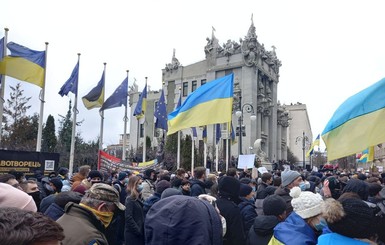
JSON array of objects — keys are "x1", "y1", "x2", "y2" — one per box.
[{"x1": 2, "y1": 0, "x2": 385, "y2": 149}]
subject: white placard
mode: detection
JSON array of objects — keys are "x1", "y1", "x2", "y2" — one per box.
[
  {"x1": 258, "y1": 167, "x2": 268, "y2": 174},
  {"x1": 237, "y1": 154, "x2": 255, "y2": 169}
]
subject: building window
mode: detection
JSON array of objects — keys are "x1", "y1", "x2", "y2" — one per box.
[
  {"x1": 225, "y1": 69, "x2": 233, "y2": 75},
  {"x1": 201, "y1": 79, "x2": 206, "y2": 86},
  {"x1": 192, "y1": 80, "x2": 197, "y2": 92},
  {"x1": 183, "y1": 82, "x2": 188, "y2": 96}
]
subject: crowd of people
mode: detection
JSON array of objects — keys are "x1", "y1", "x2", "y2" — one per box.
[{"x1": 1, "y1": 164, "x2": 385, "y2": 245}]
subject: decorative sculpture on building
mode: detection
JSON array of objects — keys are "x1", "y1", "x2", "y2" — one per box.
[
  {"x1": 254, "y1": 139, "x2": 268, "y2": 163},
  {"x1": 165, "y1": 49, "x2": 180, "y2": 72}
]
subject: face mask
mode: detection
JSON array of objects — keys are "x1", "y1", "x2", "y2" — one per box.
[
  {"x1": 299, "y1": 182, "x2": 307, "y2": 191},
  {"x1": 44, "y1": 183, "x2": 54, "y2": 194},
  {"x1": 137, "y1": 184, "x2": 144, "y2": 193},
  {"x1": 314, "y1": 218, "x2": 328, "y2": 232},
  {"x1": 28, "y1": 191, "x2": 41, "y2": 207},
  {"x1": 124, "y1": 178, "x2": 129, "y2": 184},
  {"x1": 252, "y1": 186, "x2": 256, "y2": 192}
]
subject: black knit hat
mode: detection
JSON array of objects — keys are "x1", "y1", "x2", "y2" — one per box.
[
  {"x1": 155, "y1": 180, "x2": 171, "y2": 194},
  {"x1": 323, "y1": 198, "x2": 375, "y2": 239},
  {"x1": 263, "y1": 194, "x2": 286, "y2": 216},
  {"x1": 239, "y1": 184, "x2": 252, "y2": 197},
  {"x1": 88, "y1": 170, "x2": 103, "y2": 180},
  {"x1": 218, "y1": 176, "x2": 240, "y2": 202}
]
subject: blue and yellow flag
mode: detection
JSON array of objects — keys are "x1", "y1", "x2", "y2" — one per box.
[
  {"x1": 154, "y1": 89, "x2": 168, "y2": 131},
  {"x1": 133, "y1": 83, "x2": 147, "y2": 120},
  {"x1": 0, "y1": 42, "x2": 45, "y2": 88},
  {"x1": 322, "y1": 77, "x2": 385, "y2": 161},
  {"x1": 167, "y1": 74, "x2": 234, "y2": 135},
  {"x1": 100, "y1": 77, "x2": 128, "y2": 111},
  {"x1": 306, "y1": 134, "x2": 320, "y2": 157},
  {"x1": 82, "y1": 71, "x2": 105, "y2": 110},
  {"x1": 59, "y1": 61, "x2": 79, "y2": 96}
]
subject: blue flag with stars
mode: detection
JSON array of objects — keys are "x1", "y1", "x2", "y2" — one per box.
[
  {"x1": 154, "y1": 89, "x2": 168, "y2": 131},
  {"x1": 100, "y1": 77, "x2": 128, "y2": 111},
  {"x1": 59, "y1": 61, "x2": 79, "y2": 96}
]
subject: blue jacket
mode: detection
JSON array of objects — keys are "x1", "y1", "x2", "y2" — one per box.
[
  {"x1": 318, "y1": 233, "x2": 372, "y2": 245},
  {"x1": 270, "y1": 212, "x2": 317, "y2": 245},
  {"x1": 145, "y1": 195, "x2": 222, "y2": 245},
  {"x1": 190, "y1": 179, "x2": 206, "y2": 197},
  {"x1": 238, "y1": 197, "x2": 258, "y2": 233},
  {"x1": 143, "y1": 193, "x2": 161, "y2": 216}
]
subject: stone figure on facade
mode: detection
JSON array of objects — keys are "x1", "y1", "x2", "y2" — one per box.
[
  {"x1": 258, "y1": 80, "x2": 264, "y2": 95},
  {"x1": 129, "y1": 80, "x2": 138, "y2": 93},
  {"x1": 165, "y1": 49, "x2": 180, "y2": 72},
  {"x1": 204, "y1": 37, "x2": 214, "y2": 55},
  {"x1": 223, "y1": 39, "x2": 234, "y2": 61},
  {"x1": 254, "y1": 139, "x2": 268, "y2": 163}
]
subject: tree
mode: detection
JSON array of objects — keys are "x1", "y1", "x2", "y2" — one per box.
[
  {"x1": 42, "y1": 114, "x2": 57, "y2": 152},
  {"x1": 2, "y1": 83, "x2": 37, "y2": 151},
  {"x1": 3, "y1": 83, "x2": 31, "y2": 126},
  {"x1": 56, "y1": 101, "x2": 75, "y2": 167}
]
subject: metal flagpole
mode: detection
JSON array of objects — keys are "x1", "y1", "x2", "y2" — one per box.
[
  {"x1": 191, "y1": 135, "x2": 195, "y2": 175},
  {"x1": 142, "y1": 77, "x2": 147, "y2": 165},
  {"x1": 0, "y1": 28, "x2": 9, "y2": 146},
  {"x1": 36, "y1": 42, "x2": 49, "y2": 152},
  {"x1": 177, "y1": 131, "x2": 181, "y2": 169},
  {"x1": 122, "y1": 70, "x2": 129, "y2": 160},
  {"x1": 216, "y1": 143, "x2": 219, "y2": 172},
  {"x1": 99, "y1": 62, "x2": 106, "y2": 151},
  {"x1": 68, "y1": 53, "x2": 80, "y2": 176}
]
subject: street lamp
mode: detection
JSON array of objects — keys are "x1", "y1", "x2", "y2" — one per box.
[
  {"x1": 235, "y1": 95, "x2": 257, "y2": 155},
  {"x1": 295, "y1": 131, "x2": 309, "y2": 169}
]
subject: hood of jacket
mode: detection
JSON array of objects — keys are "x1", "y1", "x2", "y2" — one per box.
[{"x1": 252, "y1": 215, "x2": 281, "y2": 236}]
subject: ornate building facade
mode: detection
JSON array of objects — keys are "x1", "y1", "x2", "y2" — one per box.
[{"x1": 130, "y1": 19, "x2": 298, "y2": 165}]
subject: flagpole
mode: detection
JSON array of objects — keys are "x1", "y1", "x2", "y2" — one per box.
[
  {"x1": 68, "y1": 53, "x2": 80, "y2": 176},
  {"x1": 176, "y1": 87, "x2": 182, "y2": 169},
  {"x1": 122, "y1": 70, "x2": 129, "y2": 161},
  {"x1": 216, "y1": 143, "x2": 219, "y2": 172},
  {"x1": 142, "y1": 77, "x2": 148, "y2": 165},
  {"x1": 191, "y1": 135, "x2": 195, "y2": 174},
  {"x1": 99, "y1": 62, "x2": 106, "y2": 151},
  {"x1": 0, "y1": 28, "x2": 9, "y2": 146},
  {"x1": 226, "y1": 138, "x2": 229, "y2": 171},
  {"x1": 204, "y1": 140, "x2": 207, "y2": 169},
  {"x1": 36, "y1": 42, "x2": 48, "y2": 152}
]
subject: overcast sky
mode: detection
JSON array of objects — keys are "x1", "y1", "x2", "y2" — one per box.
[{"x1": 2, "y1": 0, "x2": 385, "y2": 149}]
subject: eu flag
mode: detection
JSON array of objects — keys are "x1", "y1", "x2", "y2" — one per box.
[
  {"x1": 154, "y1": 89, "x2": 168, "y2": 131},
  {"x1": 59, "y1": 61, "x2": 79, "y2": 96},
  {"x1": 100, "y1": 77, "x2": 128, "y2": 111}
]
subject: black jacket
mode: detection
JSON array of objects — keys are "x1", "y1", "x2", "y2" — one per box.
[
  {"x1": 125, "y1": 196, "x2": 144, "y2": 245},
  {"x1": 274, "y1": 186, "x2": 293, "y2": 215},
  {"x1": 248, "y1": 215, "x2": 280, "y2": 245},
  {"x1": 217, "y1": 196, "x2": 246, "y2": 245}
]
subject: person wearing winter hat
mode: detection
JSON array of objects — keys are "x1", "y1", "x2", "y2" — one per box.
[
  {"x1": 318, "y1": 198, "x2": 377, "y2": 244},
  {"x1": 0, "y1": 182, "x2": 37, "y2": 212},
  {"x1": 81, "y1": 170, "x2": 103, "y2": 189},
  {"x1": 238, "y1": 184, "x2": 257, "y2": 234},
  {"x1": 143, "y1": 180, "x2": 171, "y2": 216},
  {"x1": 145, "y1": 195, "x2": 223, "y2": 245},
  {"x1": 269, "y1": 186, "x2": 324, "y2": 245},
  {"x1": 216, "y1": 176, "x2": 246, "y2": 245},
  {"x1": 40, "y1": 177, "x2": 64, "y2": 213},
  {"x1": 248, "y1": 194, "x2": 287, "y2": 245},
  {"x1": 161, "y1": 188, "x2": 182, "y2": 199},
  {"x1": 274, "y1": 169, "x2": 302, "y2": 215}
]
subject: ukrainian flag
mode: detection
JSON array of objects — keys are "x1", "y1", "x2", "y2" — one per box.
[
  {"x1": 306, "y1": 134, "x2": 320, "y2": 157},
  {"x1": 322, "y1": 77, "x2": 385, "y2": 161},
  {"x1": 82, "y1": 71, "x2": 105, "y2": 110},
  {"x1": 167, "y1": 74, "x2": 234, "y2": 135},
  {"x1": 0, "y1": 42, "x2": 45, "y2": 88},
  {"x1": 133, "y1": 83, "x2": 147, "y2": 120}
]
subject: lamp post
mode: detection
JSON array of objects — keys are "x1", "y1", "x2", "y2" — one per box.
[
  {"x1": 295, "y1": 131, "x2": 309, "y2": 169},
  {"x1": 235, "y1": 95, "x2": 257, "y2": 155}
]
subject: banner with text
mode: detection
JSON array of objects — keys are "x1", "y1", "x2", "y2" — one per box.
[{"x1": 0, "y1": 150, "x2": 60, "y2": 177}]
